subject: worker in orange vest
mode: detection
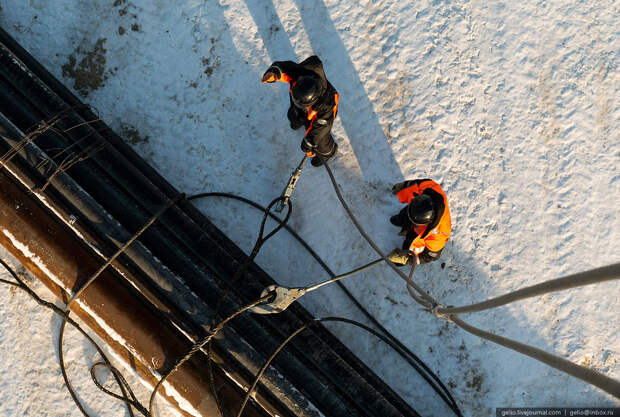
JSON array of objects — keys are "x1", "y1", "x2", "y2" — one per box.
[{"x1": 387, "y1": 179, "x2": 451, "y2": 266}]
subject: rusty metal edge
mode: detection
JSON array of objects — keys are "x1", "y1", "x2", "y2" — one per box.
[
  {"x1": 0, "y1": 111, "x2": 299, "y2": 417},
  {"x1": 0, "y1": 169, "x2": 276, "y2": 417}
]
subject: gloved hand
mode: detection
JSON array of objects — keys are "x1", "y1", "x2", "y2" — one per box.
[
  {"x1": 387, "y1": 248, "x2": 412, "y2": 266},
  {"x1": 391, "y1": 181, "x2": 408, "y2": 195},
  {"x1": 261, "y1": 68, "x2": 281, "y2": 83}
]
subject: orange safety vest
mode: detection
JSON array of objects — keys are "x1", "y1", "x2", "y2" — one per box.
[{"x1": 396, "y1": 180, "x2": 451, "y2": 254}]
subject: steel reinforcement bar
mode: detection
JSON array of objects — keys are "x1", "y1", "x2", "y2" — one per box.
[{"x1": 0, "y1": 27, "x2": 423, "y2": 416}]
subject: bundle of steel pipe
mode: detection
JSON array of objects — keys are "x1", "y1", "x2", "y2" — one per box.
[{"x1": 0, "y1": 27, "x2": 420, "y2": 417}]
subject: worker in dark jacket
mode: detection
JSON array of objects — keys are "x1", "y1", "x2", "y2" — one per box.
[
  {"x1": 262, "y1": 55, "x2": 338, "y2": 167},
  {"x1": 387, "y1": 179, "x2": 451, "y2": 266}
]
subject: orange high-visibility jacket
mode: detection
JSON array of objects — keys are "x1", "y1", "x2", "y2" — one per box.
[{"x1": 396, "y1": 179, "x2": 451, "y2": 254}]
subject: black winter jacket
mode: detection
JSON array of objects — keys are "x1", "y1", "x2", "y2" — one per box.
[{"x1": 265, "y1": 56, "x2": 339, "y2": 154}]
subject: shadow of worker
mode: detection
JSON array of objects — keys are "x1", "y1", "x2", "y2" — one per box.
[
  {"x1": 293, "y1": 0, "x2": 404, "y2": 183},
  {"x1": 244, "y1": 0, "x2": 404, "y2": 184},
  {"x1": 242, "y1": 0, "x2": 297, "y2": 60}
]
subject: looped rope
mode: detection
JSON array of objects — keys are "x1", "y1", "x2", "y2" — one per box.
[
  {"x1": 0, "y1": 258, "x2": 141, "y2": 417},
  {"x1": 258, "y1": 196, "x2": 292, "y2": 243},
  {"x1": 186, "y1": 193, "x2": 293, "y2": 417},
  {"x1": 90, "y1": 362, "x2": 150, "y2": 416},
  {"x1": 58, "y1": 193, "x2": 184, "y2": 416}
]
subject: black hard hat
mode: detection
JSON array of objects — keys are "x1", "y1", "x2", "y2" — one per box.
[
  {"x1": 291, "y1": 75, "x2": 321, "y2": 109},
  {"x1": 407, "y1": 194, "x2": 435, "y2": 225}
]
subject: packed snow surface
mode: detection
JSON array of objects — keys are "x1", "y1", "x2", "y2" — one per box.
[{"x1": 1, "y1": 0, "x2": 619, "y2": 416}]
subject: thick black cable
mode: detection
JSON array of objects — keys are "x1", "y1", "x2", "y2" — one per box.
[
  {"x1": 237, "y1": 316, "x2": 456, "y2": 417},
  {"x1": 317, "y1": 155, "x2": 620, "y2": 400},
  {"x1": 317, "y1": 157, "x2": 434, "y2": 307},
  {"x1": 0, "y1": 258, "x2": 143, "y2": 416},
  {"x1": 188, "y1": 192, "x2": 461, "y2": 415},
  {"x1": 436, "y1": 263, "x2": 620, "y2": 315}
]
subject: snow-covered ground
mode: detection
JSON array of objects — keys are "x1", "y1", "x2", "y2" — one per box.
[{"x1": 1, "y1": 0, "x2": 619, "y2": 416}]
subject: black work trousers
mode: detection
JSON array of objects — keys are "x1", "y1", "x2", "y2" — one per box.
[{"x1": 287, "y1": 105, "x2": 337, "y2": 160}]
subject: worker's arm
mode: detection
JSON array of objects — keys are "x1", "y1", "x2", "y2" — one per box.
[
  {"x1": 393, "y1": 179, "x2": 437, "y2": 203},
  {"x1": 261, "y1": 61, "x2": 299, "y2": 84}
]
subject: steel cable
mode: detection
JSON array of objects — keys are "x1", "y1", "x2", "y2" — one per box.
[
  {"x1": 148, "y1": 294, "x2": 274, "y2": 417},
  {"x1": 317, "y1": 154, "x2": 620, "y2": 400},
  {"x1": 65, "y1": 193, "x2": 185, "y2": 310},
  {"x1": 0, "y1": 258, "x2": 143, "y2": 417},
  {"x1": 189, "y1": 192, "x2": 461, "y2": 415},
  {"x1": 435, "y1": 263, "x2": 620, "y2": 315},
  {"x1": 237, "y1": 316, "x2": 455, "y2": 417}
]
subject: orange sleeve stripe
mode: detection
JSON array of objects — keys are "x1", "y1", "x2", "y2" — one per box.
[
  {"x1": 306, "y1": 109, "x2": 317, "y2": 120},
  {"x1": 305, "y1": 117, "x2": 315, "y2": 137},
  {"x1": 279, "y1": 73, "x2": 292, "y2": 84},
  {"x1": 333, "y1": 93, "x2": 339, "y2": 117}
]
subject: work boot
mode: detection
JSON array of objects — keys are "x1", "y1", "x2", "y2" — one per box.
[
  {"x1": 310, "y1": 156, "x2": 323, "y2": 167},
  {"x1": 311, "y1": 142, "x2": 337, "y2": 167}
]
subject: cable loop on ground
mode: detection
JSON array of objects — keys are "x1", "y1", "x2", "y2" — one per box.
[
  {"x1": 190, "y1": 192, "x2": 462, "y2": 416},
  {"x1": 0, "y1": 258, "x2": 142, "y2": 417}
]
